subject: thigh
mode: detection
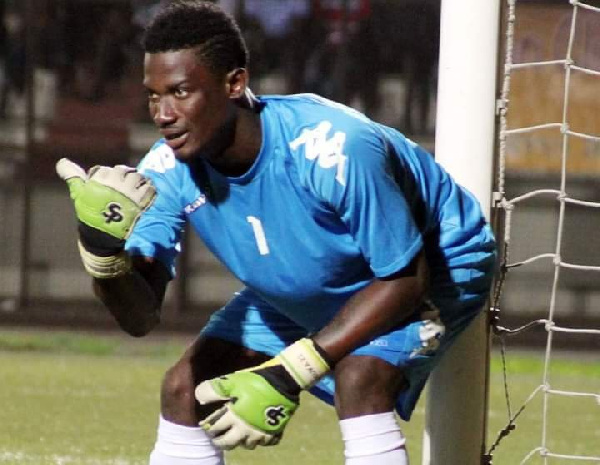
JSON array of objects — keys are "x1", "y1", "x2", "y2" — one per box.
[
  {"x1": 309, "y1": 303, "x2": 446, "y2": 422},
  {"x1": 187, "y1": 335, "x2": 271, "y2": 384},
  {"x1": 334, "y1": 355, "x2": 408, "y2": 420}
]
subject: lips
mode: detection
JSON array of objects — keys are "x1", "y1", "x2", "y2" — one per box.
[{"x1": 162, "y1": 130, "x2": 189, "y2": 151}]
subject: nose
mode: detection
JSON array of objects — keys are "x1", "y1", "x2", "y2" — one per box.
[{"x1": 152, "y1": 98, "x2": 176, "y2": 126}]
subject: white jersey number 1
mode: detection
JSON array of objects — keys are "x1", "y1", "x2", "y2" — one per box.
[{"x1": 246, "y1": 216, "x2": 270, "y2": 255}]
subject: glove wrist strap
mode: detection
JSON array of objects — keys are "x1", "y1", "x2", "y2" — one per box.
[
  {"x1": 77, "y1": 240, "x2": 132, "y2": 279},
  {"x1": 278, "y1": 338, "x2": 330, "y2": 390},
  {"x1": 78, "y1": 222, "x2": 125, "y2": 257}
]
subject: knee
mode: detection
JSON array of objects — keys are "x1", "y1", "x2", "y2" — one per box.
[
  {"x1": 334, "y1": 356, "x2": 406, "y2": 418},
  {"x1": 336, "y1": 362, "x2": 374, "y2": 394},
  {"x1": 160, "y1": 361, "x2": 195, "y2": 406},
  {"x1": 336, "y1": 356, "x2": 404, "y2": 394}
]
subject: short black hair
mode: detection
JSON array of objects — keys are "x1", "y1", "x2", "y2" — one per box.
[{"x1": 142, "y1": 0, "x2": 249, "y2": 74}]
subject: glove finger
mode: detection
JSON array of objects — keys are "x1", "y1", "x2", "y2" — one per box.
[
  {"x1": 264, "y1": 433, "x2": 281, "y2": 447},
  {"x1": 246, "y1": 432, "x2": 278, "y2": 449},
  {"x1": 56, "y1": 158, "x2": 87, "y2": 182},
  {"x1": 90, "y1": 165, "x2": 134, "y2": 181},
  {"x1": 243, "y1": 432, "x2": 269, "y2": 450},
  {"x1": 209, "y1": 409, "x2": 248, "y2": 450},
  {"x1": 204, "y1": 405, "x2": 277, "y2": 451},
  {"x1": 119, "y1": 169, "x2": 156, "y2": 208},
  {"x1": 56, "y1": 158, "x2": 88, "y2": 199},
  {"x1": 201, "y1": 405, "x2": 230, "y2": 432},
  {"x1": 89, "y1": 165, "x2": 156, "y2": 209},
  {"x1": 114, "y1": 164, "x2": 137, "y2": 173},
  {"x1": 212, "y1": 428, "x2": 246, "y2": 451},
  {"x1": 195, "y1": 378, "x2": 232, "y2": 405}
]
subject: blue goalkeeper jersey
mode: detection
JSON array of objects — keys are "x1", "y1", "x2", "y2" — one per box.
[{"x1": 126, "y1": 94, "x2": 495, "y2": 331}]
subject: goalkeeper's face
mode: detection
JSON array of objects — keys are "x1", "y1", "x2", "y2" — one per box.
[{"x1": 143, "y1": 49, "x2": 242, "y2": 162}]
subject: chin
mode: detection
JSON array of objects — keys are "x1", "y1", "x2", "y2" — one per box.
[
  {"x1": 172, "y1": 149, "x2": 191, "y2": 161},
  {"x1": 171, "y1": 144, "x2": 197, "y2": 161}
]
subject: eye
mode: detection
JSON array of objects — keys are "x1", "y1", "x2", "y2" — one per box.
[
  {"x1": 174, "y1": 88, "x2": 189, "y2": 99},
  {"x1": 146, "y1": 91, "x2": 159, "y2": 105}
]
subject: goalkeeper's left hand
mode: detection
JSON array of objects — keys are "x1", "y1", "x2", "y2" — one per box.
[{"x1": 194, "y1": 338, "x2": 330, "y2": 450}]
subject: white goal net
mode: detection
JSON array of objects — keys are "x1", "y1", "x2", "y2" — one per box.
[{"x1": 488, "y1": 0, "x2": 600, "y2": 463}]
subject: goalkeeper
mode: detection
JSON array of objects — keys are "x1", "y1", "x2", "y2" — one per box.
[{"x1": 58, "y1": 2, "x2": 496, "y2": 464}]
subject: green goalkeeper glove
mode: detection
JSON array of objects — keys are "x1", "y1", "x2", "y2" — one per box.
[
  {"x1": 56, "y1": 158, "x2": 156, "y2": 279},
  {"x1": 194, "y1": 338, "x2": 331, "y2": 450}
]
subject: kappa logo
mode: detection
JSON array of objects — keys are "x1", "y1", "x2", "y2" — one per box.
[
  {"x1": 289, "y1": 120, "x2": 347, "y2": 186},
  {"x1": 103, "y1": 202, "x2": 124, "y2": 223},
  {"x1": 369, "y1": 339, "x2": 388, "y2": 347},
  {"x1": 264, "y1": 405, "x2": 287, "y2": 427},
  {"x1": 184, "y1": 195, "x2": 207, "y2": 214}
]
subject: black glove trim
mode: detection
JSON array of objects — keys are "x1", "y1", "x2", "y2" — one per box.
[
  {"x1": 254, "y1": 365, "x2": 301, "y2": 403},
  {"x1": 78, "y1": 222, "x2": 125, "y2": 257}
]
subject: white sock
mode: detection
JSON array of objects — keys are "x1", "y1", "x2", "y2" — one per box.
[
  {"x1": 149, "y1": 416, "x2": 225, "y2": 465},
  {"x1": 340, "y1": 412, "x2": 409, "y2": 465}
]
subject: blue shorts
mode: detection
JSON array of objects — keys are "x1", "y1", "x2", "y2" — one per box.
[{"x1": 201, "y1": 263, "x2": 494, "y2": 421}]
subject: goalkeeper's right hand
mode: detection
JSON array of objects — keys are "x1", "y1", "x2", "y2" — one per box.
[
  {"x1": 195, "y1": 338, "x2": 330, "y2": 450},
  {"x1": 56, "y1": 158, "x2": 156, "y2": 279}
]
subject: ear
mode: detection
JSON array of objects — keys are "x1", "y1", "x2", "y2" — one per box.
[{"x1": 226, "y1": 68, "x2": 248, "y2": 99}]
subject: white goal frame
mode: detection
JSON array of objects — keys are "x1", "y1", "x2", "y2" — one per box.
[{"x1": 422, "y1": 0, "x2": 501, "y2": 464}]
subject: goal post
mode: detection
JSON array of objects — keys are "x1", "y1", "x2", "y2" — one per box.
[{"x1": 422, "y1": 0, "x2": 501, "y2": 464}]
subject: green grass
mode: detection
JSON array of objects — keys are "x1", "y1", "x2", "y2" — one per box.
[{"x1": 0, "y1": 329, "x2": 597, "y2": 464}]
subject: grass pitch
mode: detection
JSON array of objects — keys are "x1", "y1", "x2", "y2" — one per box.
[{"x1": 0, "y1": 329, "x2": 597, "y2": 465}]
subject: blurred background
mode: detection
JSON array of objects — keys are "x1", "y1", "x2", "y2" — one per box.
[{"x1": 0, "y1": 0, "x2": 597, "y2": 351}]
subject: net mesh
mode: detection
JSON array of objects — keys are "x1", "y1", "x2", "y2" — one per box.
[{"x1": 487, "y1": 0, "x2": 600, "y2": 463}]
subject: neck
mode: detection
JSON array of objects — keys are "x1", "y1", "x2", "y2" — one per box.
[{"x1": 208, "y1": 107, "x2": 262, "y2": 177}]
